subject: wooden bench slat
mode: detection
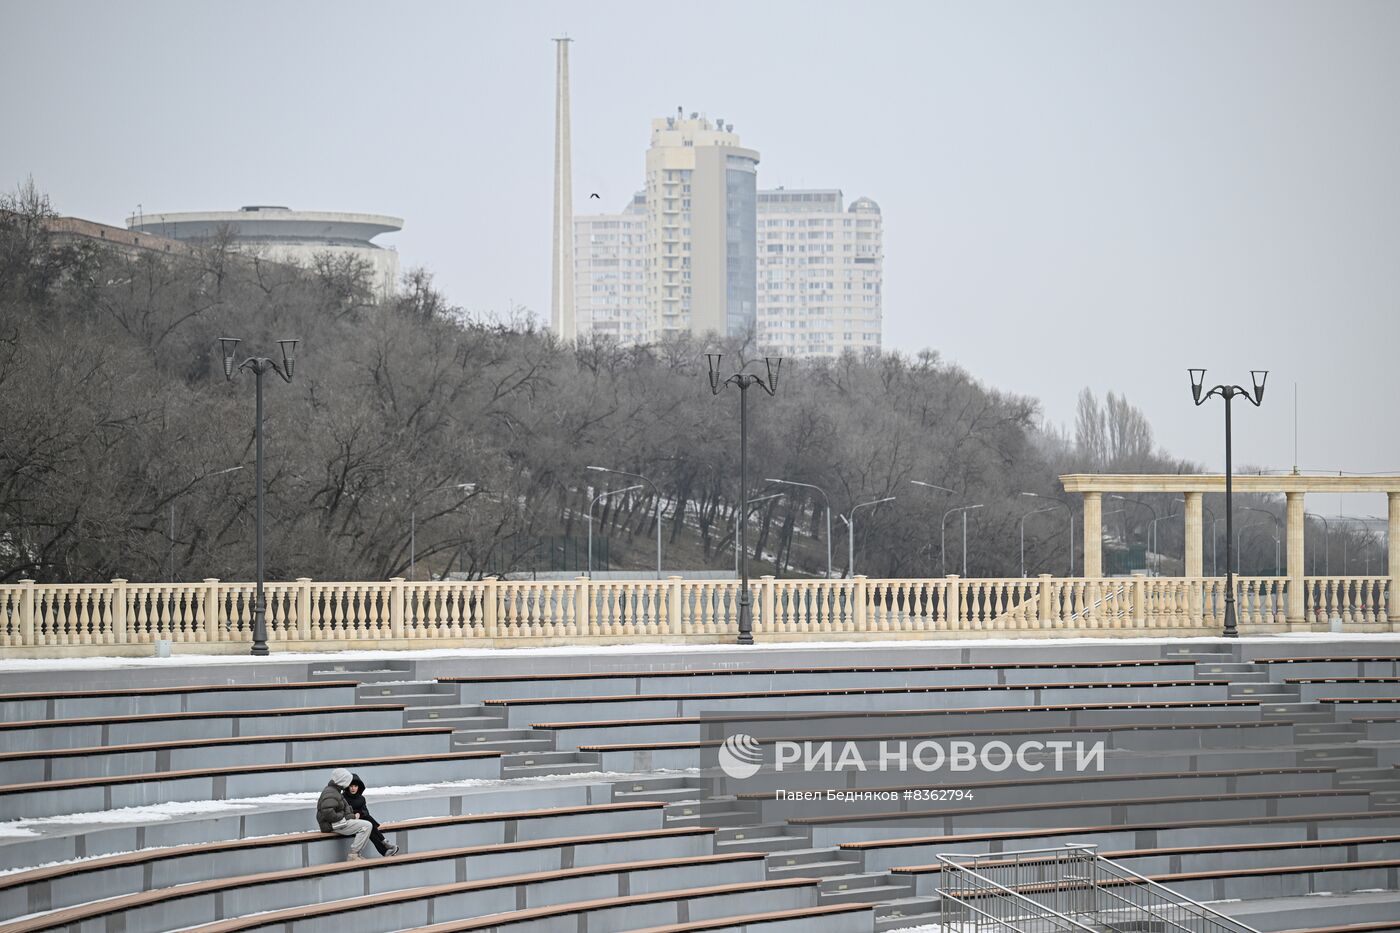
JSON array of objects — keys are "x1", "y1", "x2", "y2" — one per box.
[
  {"x1": 0, "y1": 800, "x2": 669, "y2": 893},
  {"x1": 0, "y1": 703, "x2": 408, "y2": 732},
  {"x1": 13, "y1": 851, "x2": 789, "y2": 930},
  {"x1": 0, "y1": 727, "x2": 456, "y2": 763},
  {"x1": 0, "y1": 749, "x2": 500, "y2": 796},
  {"x1": 0, "y1": 681, "x2": 358, "y2": 702}
]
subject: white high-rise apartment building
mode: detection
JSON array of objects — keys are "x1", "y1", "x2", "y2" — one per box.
[
  {"x1": 572, "y1": 118, "x2": 883, "y2": 357},
  {"x1": 573, "y1": 192, "x2": 647, "y2": 342},
  {"x1": 756, "y1": 189, "x2": 883, "y2": 358}
]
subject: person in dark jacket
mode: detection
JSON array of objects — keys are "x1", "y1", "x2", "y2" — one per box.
[
  {"x1": 315, "y1": 768, "x2": 372, "y2": 861},
  {"x1": 343, "y1": 772, "x2": 399, "y2": 857}
]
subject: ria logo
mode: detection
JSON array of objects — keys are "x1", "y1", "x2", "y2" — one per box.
[{"x1": 717, "y1": 733, "x2": 764, "y2": 779}]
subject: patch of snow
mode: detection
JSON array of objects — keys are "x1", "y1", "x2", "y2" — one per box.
[
  {"x1": 3, "y1": 631, "x2": 1397, "y2": 673},
  {"x1": 0, "y1": 824, "x2": 39, "y2": 837}
]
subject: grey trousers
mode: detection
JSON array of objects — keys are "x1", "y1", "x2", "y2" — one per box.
[{"x1": 331, "y1": 818, "x2": 373, "y2": 854}]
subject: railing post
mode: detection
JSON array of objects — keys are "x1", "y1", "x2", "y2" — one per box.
[
  {"x1": 667, "y1": 575, "x2": 682, "y2": 637},
  {"x1": 296, "y1": 578, "x2": 313, "y2": 640},
  {"x1": 852, "y1": 575, "x2": 867, "y2": 631},
  {"x1": 574, "y1": 576, "x2": 591, "y2": 636},
  {"x1": 110, "y1": 578, "x2": 128, "y2": 644},
  {"x1": 1389, "y1": 492, "x2": 1400, "y2": 631},
  {"x1": 947, "y1": 575, "x2": 961, "y2": 629},
  {"x1": 1285, "y1": 491, "x2": 1306, "y2": 629},
  {"x1": 202, "y1": 578, "x2": 221, "y2": 643},
  {"x1": 484, "y1": 578, "x2": 499, "y2": 639},
  {"x1": 1038, "y1": 574, "x2": 1055, "y2": 628},
  {"x1": 19, "y1": 579, "x2": 35, "y2": 645},
  {"x1": 389, "y1": 577, "x2": 405, "y2": 639},
  {"x1": 1132, "y1": 572, "x2": 1147, "y2": 628},
  {"x1": 759, "y1": 575, "x2": 775, "y2": 637}
]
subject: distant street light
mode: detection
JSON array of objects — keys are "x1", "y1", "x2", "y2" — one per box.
[
  {"x1": 218, "y1": 336, "x2": 298, "y2": 657},
  {"x1": 1238, "y1": 505, "x2": 1282, "y2": 576},
  {"x1": 589, "y1": 466, "x2": 663, "y2": 578},
  {"x1": 587, "y1": 484, "x2": 644, "y2": 578},
  {"x1": 735, "y1": 492, "x2": 784, "y2": 576},
  {"x1": 839, "y1": 496, "x2": 896, "y2": 578},
  {"x1": 168, "y1": 466, "x2": 244, "y2": 583},
  {"x1": 1189, "y1": 367, "x2": 1268, "y2": 637},
  {"x1": 911, "y1": 482, "x2": 956, "y2": 576},
  {"x1": 766, "y1": 478, "x2": 833, "y2": 579},
  {"x1": 707, "y1": 353, "x2": 781, "y2": 645},
  {"x1": 1020, "y1": 492, "x2": 1074, "y2": 576},
  {"x1": 941, "y1": 504, "x2": 984, "y2": 577},
  {"x1": 1018, "y1": 505, "x2": 1059, "y2": 578},
  {"x1": 1306, "y1": 512, "x2": 1331, "y2": 576},
  {"x1": 410, "y1": 482, "x2": 476, "y2": 580}
]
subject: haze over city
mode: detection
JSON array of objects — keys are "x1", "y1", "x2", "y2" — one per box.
[{"x1": 5, "y1": 0, "x2": 1399, "y2": 505}]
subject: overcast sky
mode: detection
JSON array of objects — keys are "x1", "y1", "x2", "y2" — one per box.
[{"x1": 5, "y1": 1, "x2": 1398, "y2": 515}]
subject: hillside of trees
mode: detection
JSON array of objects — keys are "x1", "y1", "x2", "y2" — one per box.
[{"x1": 2, "y1": 182, "x2": 1232, "y2": 584}]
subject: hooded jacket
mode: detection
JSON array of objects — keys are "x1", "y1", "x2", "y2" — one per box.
[
  {"x1": 316, "y1": 775, "x2": 352, "y2": 832},
  {"x1": 342, "y1": 772, "x2": 374, "y2": 822}
]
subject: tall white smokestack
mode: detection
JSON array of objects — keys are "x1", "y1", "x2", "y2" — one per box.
[{"x1": 551, "y1": 37, "x2": 575, "y2": 340}]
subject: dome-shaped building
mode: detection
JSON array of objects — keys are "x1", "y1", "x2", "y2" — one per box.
[{"x1": 127, "y1": 206, "x2": 403, "y2": 298}]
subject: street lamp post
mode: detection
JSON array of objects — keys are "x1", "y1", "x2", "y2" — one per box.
[
  {"x1": 167, "y1": 466, "x2": 244, "y2": 582},
  {"x1": 1109, "y1": 495, "x2": 1159, "y2": 574},
  {"x1": 588, "y1": 466, "x2": 663, "y2": 579},
  {"x1": 219, "y1": 337, "x2": 298, "y2": 657},
  {"x1": 587, "y1": 485, "x2": 645, "y2": 578},
  {"x1": 410, "y1": 482, "x2": 476, "y2": 580},
  {"x1": 1018, "y1": 506, "x2": 1059, "y2": 577},
  {"x1": 911, "y1": 482, "x2": 956, "y2": 577},
  {"x1": 838, "y1": 496, "x2": 896, "y2": 578},
  {"x1": 1020, "y1": 492, "x2": 1074, "y2": 576},
  {"x1": 1239, "y1": 506, "x2": 1282, "y2": 576},
  {"x1": 940, "y1": 504, "x2": 984, "y2": 577},
  {"x1": 1146, "y1": 501, "x2": 1182, "y2": 577},
  {"x1": 707, "y1": 354, "x2": 781, "y2": 645},
  {"x1": 1189, "y1": 368, "x2": 1268, "y2": 637},
  {"x1": 1306, "y1": 513, "x2": 1331, "y2": 575},
  {"x1": 767, "y1": 478, "x2": 833, "y2": 579}
]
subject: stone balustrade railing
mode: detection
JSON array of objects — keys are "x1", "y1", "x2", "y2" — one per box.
[{"x1": 0, "y1": 574, "x2": 1393, "y2": 654}]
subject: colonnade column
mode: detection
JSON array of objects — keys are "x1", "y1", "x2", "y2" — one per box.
[
  {"x1": 1389, "y1": 492, "x2": 1400, "y2": 629},
  {"x1": 1286, "y1": 492, "x2": 1306, "y2": 628},
  {"x1": 1083, "y1": 492, "x2": 1103, "y2": 578},
  {"x1": 1184, "y1": 492, "x2": 1204, "y2": 578}
]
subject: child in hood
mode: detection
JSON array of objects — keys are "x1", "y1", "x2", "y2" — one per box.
[{"x1": 342, "y1": 772, "x2": 399, "y2": 857}]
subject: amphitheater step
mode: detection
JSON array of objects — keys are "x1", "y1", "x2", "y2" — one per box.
[
  {"x1": 1296, "y1": 721, "x2": 1368, "y2": 743},
  {"x1": 451, "y1": 729, "x2": 555, "y2": 753},
  {"x1": 666, "y1": 797, "x2": 763, "y2": 827},
  {"x1": 715, "y1": 823, "x2": 813, "y2": 854},
  {"x1": 1263, "y1": 701, "x2": 1338, "y2": 721},
  {"x1": 767, "y1": 847, "x2": 864, "y2": 880},
  {"x1": 1230, "y1": 683, "x2": 1303, "y2": 700},
  {"x1": 1196, "y1": 662, "x2": 1267, "y2": 678},
  {"x1": 873, "y1": 896, "x2": 943, "y2": 932},
  {"x1": 1165, "y1": 648, "x2": 1236, "y2": 662},
  {"x1": 1334, "y1": 767, "x2": 1400, "y2": 790},
  {"x1": 1370, "y1": 789, "x2": 1400, "y2": 808},
  {"x1": 1300, "y1": 746, "x2": 1377, "y2": 768},
  {"x1": 404, "y1": 704, "x2": 505, "y2": 725},
  {"x1": 308, "y1": 660, "x2": 413, "y2": 683},
  {"x1": 499, "y1": 750, "x2": 601, "y2": 777},
  {"x1": 358, "y1": 681, "x2": 459, "y2": 705},
  {"x1": 612, "y1": 776, "x2": 714, "y2": 803},
  {"x1": 816, "y1": 871, "x2": 916, "y2": 905}
]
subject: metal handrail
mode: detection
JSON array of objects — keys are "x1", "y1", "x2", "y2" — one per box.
[
  {"x1": 937, "y1": 850, "x2": 1097, "y2": 933},
  {"x1": 1086, "y1": 846, "x2": 1259, "y2": 933},
  {"x1": 937, "y1": 844, "x2": 1260, "y2": 933}
]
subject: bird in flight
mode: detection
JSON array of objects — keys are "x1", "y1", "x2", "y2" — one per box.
[{"x1": 589, "y1": 193, "x2": 600, "y2": 199}]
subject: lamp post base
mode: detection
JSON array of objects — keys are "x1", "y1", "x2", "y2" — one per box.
[
  {"x1": 251, "y1": 605, "x2": 270, "y2": 656},
  {"x1": 737, "y1": 597, "x2": 755, "y2": 646},
  {"x1": 1222, "y1": 599, "x2": 1239, "y2": 638}
]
